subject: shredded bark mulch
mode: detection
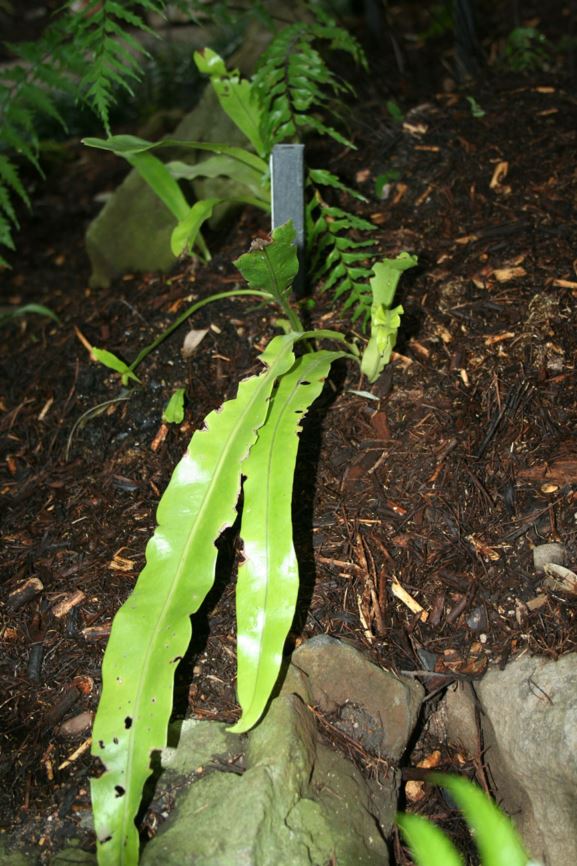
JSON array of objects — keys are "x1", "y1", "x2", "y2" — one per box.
[{"x1": 1, "y1": 4, "x2": 577, "y2": 862}]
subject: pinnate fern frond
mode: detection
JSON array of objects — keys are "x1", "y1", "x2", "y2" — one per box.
[
  {"x1": 307, "y1": 188, "x2": 376, "y2": 327},
  {"x1": 252, "y1": 13, "x2": 366, "y2": 151},
  {"x1": 68, "y1": 0, "x2": 163, "y2": 133},
  {"x1": 0, "y1": 0, "x2": 164, "y2": 263}
]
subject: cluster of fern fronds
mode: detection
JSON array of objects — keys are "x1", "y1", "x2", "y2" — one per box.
[
  {"x1": 0, "y1": 0, "x2": 377, "y2": 325},
  {"x1": 253, "y1": 8, "x2": 377, "y2": 325},
  {"x1": 0, "y1": 0, "x2": 163, "y2": 264}
]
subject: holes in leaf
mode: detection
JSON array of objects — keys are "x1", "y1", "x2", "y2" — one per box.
[
  {"x1": 151, "y1": 697, "x2": 157, "y2": 704},
  {"x1": 124, "y1": 716, "x2": 133, "y2": 729},
  {"x1": 114, "y1": 785, "x2": 125, "y2": 798},
  {"x1": 170, "y1": 656, "x2": 183, "y2": 665},
  {"x1": 98, "y1": 740, "x2": 105, "y2": 750},
  {"x1": 100, "y1": 836, "x2": 112, "y2": 844},
  {"x1": 113, "y1": 737, "x2": 119, "y2": 745}
]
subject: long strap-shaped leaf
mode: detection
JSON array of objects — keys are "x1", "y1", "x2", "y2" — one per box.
[
  {"x1": 230, "y1": 350, "x2": 345, "y2": 734},
  {"x1": 91, "y1": 334, "x2": 298, "y2": 866}
]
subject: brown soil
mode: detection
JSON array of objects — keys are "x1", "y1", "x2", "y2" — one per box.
[{"x1": 1, "y1": 4, "x2": 577, "y2": 863}]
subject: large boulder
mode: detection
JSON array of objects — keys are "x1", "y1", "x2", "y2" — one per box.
[
  {"x1": 436, "y1": 653, "x2": 577, "y2": 866},
  {"x1": 85, "y1": 84, "x2": 249, "y2": 288},
  {"x1": 140, "y1": 636, "x2": 424, "y2": 866}
]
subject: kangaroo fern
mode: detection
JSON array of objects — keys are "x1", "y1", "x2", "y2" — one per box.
[
  {"x1": 89, "y1": 222, "x2": 357, "y2": 865},
  {"x1": 91, "y1": 333, "x2": 299, "y2": 866}
]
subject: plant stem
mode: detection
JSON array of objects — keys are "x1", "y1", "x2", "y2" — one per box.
[{"x1": 127, "y1": 289, "x2": 273, "y2": 375}]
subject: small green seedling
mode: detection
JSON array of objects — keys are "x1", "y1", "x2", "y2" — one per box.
[
  {"x1": 386, "y1": 99, "x2": 404, "y2": 123},
  {"x1": 162, "y1": 388, "x2": 186, "y2": 424},
  {"x1": 375, "y1": 169, "x2": 401, "y2": 199},
  {"x1": 90, "y1": 347, "x2": 140, "y2": 386},
  {"x1": 0, "y1": 303, "x2": 59, "y2": 326},
  {"x1": 361, "y1": 252, "x2": 417, "y2": 383},
  {"x1": 466, "y1": 95, "x2": 485, "y2": 118}
]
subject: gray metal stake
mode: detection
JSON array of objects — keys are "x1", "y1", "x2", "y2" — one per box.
[{"x1": 270, "y1": 143, "x2": 305, "y2": 298}]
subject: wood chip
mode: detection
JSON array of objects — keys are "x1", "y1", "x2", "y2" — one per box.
[
  {"x1": 403, "y1": 121, "x2": 428, "y2": 135},
  {"x1": 51, "y1": 590, "x2": 86, "y2": 619},
  {"x1": 7, "y1": 577, "x2": 44, "y2": 610},
  {"x1": 526, "y1": 594, "x2": 548, "y2": 611},
  {"x1": 543, "y1": 563, "x2": 577, "y2": 594},
  {"x1": 58, "y1": 737, "x2": 92, "y2": 770},
  {"x1": 38, "y1": 397, "x2": 54, "y2": 421},
  {"x1": 391, "y1": 183, "x2": 408, "y2": 205},
  {"x1": 493, "y1": 266, "x2": 527, "y2": 282},
  {"x1": 484, "y1": 332, "x2": 515, "y2": 346},
  {"x1": 151, "y1": 423, "x2": 169, "y2": 452},
  {"x1": 489, "y1": 161, "x2": 511, "y2": 194},
  {"x1": 552, "y1": 278, "x2": 577, "y2": 289},
  {"x1": 489, "y1": 161, "x2": 508, "y2": 187},
  {"x1": 108, "y1": 553, "x2": 135, "y2": 572},
  {"x1": 405, "y1": 780, "x2": 425, "y2": 802},
  {"x1": 81, "y1": 623, "x2": 112, "y2": 640},
  {"x1": 466, "y1": 535, "x2": 500, "y2": 561},
  {"x1": 391, "y1": 576, "x2": 428, "y2": 621}
]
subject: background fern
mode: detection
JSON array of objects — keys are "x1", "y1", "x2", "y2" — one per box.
[
  {"x1": 250, "y1": 9, "x2": 376, "y2": 325},
  {"x1": 0, "y1": 0, "x2": 376, "y2": 320},
  {"x1": 0, "y1": 0, "x2": 162, "y2": 265},
  {"x1": 253, "y1": 9, "x2": 367, "y2": 152}
]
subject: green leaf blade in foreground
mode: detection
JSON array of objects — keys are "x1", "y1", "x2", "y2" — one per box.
[
  {"x1": 430, "y1": 773, "x2": 530, "y2": 866},
  {"x1": 397, "y1": 813, "x2": 464, "y2": 866},
  {"x1": 91, "y1": 334, "x2": 298, "y2": 866},
  {"x1": 231, "y1": 349, "x2": 344, "y2": 733}
]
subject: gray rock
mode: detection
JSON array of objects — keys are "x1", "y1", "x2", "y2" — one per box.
[
  {"x1": 49, "y1": 845, "x2": 96, "y2": 865},
  {"x1": 160, "y1": 718, "x2": 238, "y2": 779},
  {"x1": 428, "y1": 680, "x2": 479, "y2": 757},
  {"x1": 142, "y1": 693, "x2": 390, "y2": 866},
  {"x1": 85, "y1": 84, "x2": 248, "y2": 288},
  {"x1": 141, "y1": 637, "x2": 424, "y2": 865},
  {"x1": 444, "y1": 654, "x2": 577, "y2": 866},
  {"x1": 533, "y1": 542, "x2": 566, "y2": 572},
  {"x1": 286, "y1": 634, "x2": 424, "y2": 761},
  {"x1": 0, "y1": 843, "x2": 34, "y2": 866}
]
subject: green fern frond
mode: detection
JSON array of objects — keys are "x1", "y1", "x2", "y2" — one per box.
[
  {"x1": 0, "y1": 0, "x2": 166, "y2": 262},
  {"x1": 307, "y1": 194, "x2": 376, "y2": 326},
  {"x1": 70, "y1": 0, "x2": 162, "y2": 133},
  {"x1": 253, "y1": 14, "x2": 366, "y2": 151}
]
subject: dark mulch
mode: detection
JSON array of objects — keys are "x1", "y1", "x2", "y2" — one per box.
[{"x1": 1, "y1": 3, "x2": 577, "y2": 862}]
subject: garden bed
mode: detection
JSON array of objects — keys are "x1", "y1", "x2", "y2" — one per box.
[{"x1": 1, "y1": 3, "x2": 577, "y2": 862}]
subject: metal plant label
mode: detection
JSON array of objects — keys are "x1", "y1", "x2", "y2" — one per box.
[{"x1": 270, "y1": 143, "x2": 305, "y2": 296}]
